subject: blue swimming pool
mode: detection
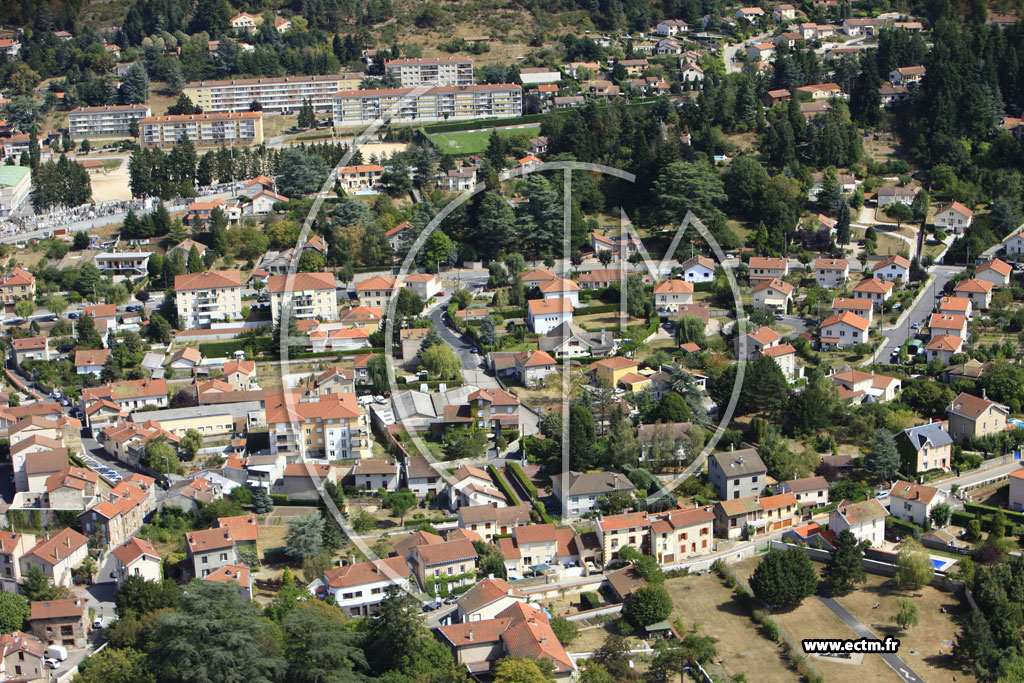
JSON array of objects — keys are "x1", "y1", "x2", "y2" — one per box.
[{"x1": 932, "y1": 559, "x2": 948, "y2": 570}]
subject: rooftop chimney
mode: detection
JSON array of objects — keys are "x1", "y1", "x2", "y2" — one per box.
[
  {"x1": 468, "y1": 629, "x2": 473, "y2": 641},
  {"x1": 541, "y1": 637, "x2": 548, "y2": 645},
  {"x1": 983, "y1": 388, "x2": 988, "y2": 400}
]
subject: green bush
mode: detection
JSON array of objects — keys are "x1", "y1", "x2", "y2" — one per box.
[
  {"x1": 580, "y1": 592, "x2": 601, "y2": 611},
  {"x1": 487, "y1": 465, "x2": 520, "y2": 505},
  {"x1": 964, "y1": 502, "x2": 1024, "y2": 524},
  {"x1": 507, "y1": 462, "x2": 538, "y2": 499},
  {"x1": 269, "y1": 494, "x2": 289, "y2": 505},
  {"x1": 885, "y1": 516, "x2": 919, "y2": 539}
]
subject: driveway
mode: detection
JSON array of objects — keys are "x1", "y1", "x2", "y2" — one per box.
[
  {"x1": 816, "y1": 596, "x2": 925, "y2": 682},
  {"x1": 427, "y1": 296, "x2": 483, "y2": 371},
  {"x1": 874, "y1": 265, "x2": 960, "y2": 362}
]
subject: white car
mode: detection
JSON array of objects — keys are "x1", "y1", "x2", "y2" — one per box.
[{"x1": 44, "y1": 659, "x2": 60, "y2": 670}]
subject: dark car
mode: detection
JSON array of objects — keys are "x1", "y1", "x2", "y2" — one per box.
[
  {"x1": 68, "y1": 312, "x2": 79, "y2": 319},
  {"x1": 422, "y1": 601, "x2": 442, "y2": 612}
]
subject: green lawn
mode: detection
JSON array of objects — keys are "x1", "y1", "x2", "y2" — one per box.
[{"x1": 426, "y1": 125, "x2": 541, "y2": 155}]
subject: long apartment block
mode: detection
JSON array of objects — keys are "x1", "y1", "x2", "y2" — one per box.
[
  {"x1": 182, "y1": 74, "x2": 362, "y2": 113},
  {"x1": 139, "y1": 112, "x2": 264, "y2": 148},
  {"x1": 67, "y1": 105, "x2": 152, "y2": 139},
  {"x1": 384, "y1": 57, "x2": 474, "y2": 87},
  {"x1": 332, "y1": 84, "x2": 522, "y2": 127}
]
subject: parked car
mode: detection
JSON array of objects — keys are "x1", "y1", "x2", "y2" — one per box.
[{"x1": 422, "y1": 601, "x2": 442, "y2": 612}]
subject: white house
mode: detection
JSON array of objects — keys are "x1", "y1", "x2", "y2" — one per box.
[
  {"x1": 752, "y1": 278, "x2": 794, "y2": 312},
  {"x1": 933, "y1": 202, "x2": 973, "y2": 234},
  {"x1": 653, "y1": 279, "x2": 694, "y2": 314},
  {"x1": 820, "y1": 311, "x2": 870, "y2": 349},
  {"x1": 873, "y1": 255, "x2": 911, "y2": 282},
  {"x1": 352, "y1": 460, "x2": 400, "y2": 492},
  {"x1": 887, "y1": 482, "x2": 945, "y2": 527},
  {"x1": 829, "y1": 499, "x2": 887, "y2": 546},
  {"x1": 928, "y1": 313, "x2": 968, "y2": 340},
  {"x1": 111, "y1": 537, "x2": 162, "y2": 587},
  {"x1": 925, "y1": 334, "x2": 964, "y2": 364},
  {"x1": 74, "y1": 349, "x2": 109, "y2": 378},
  {"x1": 320, "y1": 557, "x2": 413, "y2": 618},
  {"x1": 814, "y1": 258, "x2": 850, "y2": 289},
  {"x1": 734, "y1": 326, "x2": 781, "y2": 361},
  {"x1": 748, "y1": 256, "x2": 788, "y2": 282},
  {"x1": 954, "y1": 278, "x2": 994, "y2": 309},
  {"x1": 975, "y1": 259, "x2": 1013, "y2": 288},
  {"x1": 656, "y1": 19, "x2": 688, "y2": 34},
  {"x1": 889, "y1": 65, "x2": 926, "y2": 85},
  {"x1": 876, "y1": 186, "x2": 920, "y2": 207},
  {"x1": 679, "y1": 255, "x2": 715, "y2": 282},
  {"x1": 1008, "y1": 468, "x2": 1024, "y2": 512},
  {"x1": 528, "y1": 298, "x2": 573, "y2": 334},
  {"x1": 1002, "y1": 231, "x2": 1024, "y2": 258},
  {"x1": 778, "y1": 476, "x2": 829, "y2": 509},
  {"x1": 853, "y1": 277, "x2": 894, "y2": 308},
  {"x1": 538, "y1": 277, "x2": 580, "y2": 307},
  {"x1": 745, "y1": 42, "x2": 774, "y2": 60},
  {"x1": 405, "y1": 273, "x2": 443, "y2": 300}
]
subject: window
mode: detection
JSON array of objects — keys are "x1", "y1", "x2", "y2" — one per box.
[{"x1": 202, "y1": 556, "x2": 209, "y2": 564}]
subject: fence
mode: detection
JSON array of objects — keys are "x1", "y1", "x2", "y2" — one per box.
[{"x1": 562, "y1": 603, "x2": 624, "y2": 622}]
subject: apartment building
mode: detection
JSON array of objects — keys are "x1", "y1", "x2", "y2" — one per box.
[
  {"x1": 332, "y1": 84, "x2": 522, "y2": 126},
  {"x1": 183, "y1": 74, "x2": 362, "y2": 113},
  {"x1": 175, "y1": 270, "x2": 243, "y2": 329},
  {"x1": 0, "y1": 532, "x2": 35, "y2": 593},
  {"x1": 0, "y1": 267, "x2": 35, "y2": 303},
  {"x1": 0, "y1": 167, "x2": 31, "y2": 217},
  {"x1": 384, "y1": 57, "x2": 474, "y2": 87},
  {"x1": 708, "y1": 448, "x2": 767, "y2": 500},
  {"x1": 94, "y1": 251, "x2": 151, "y2": 276},
  {"x1": 649, "y1": 507, "x2": 715, "y2": 564},
  {"x1": 140, "y1": 112, "x2": 264, "y2": 148},
  {"x1": 596, "y1": 512, "x2": 650, "y2": 566},
  {"x1": 265, "y1": 392, "x2": 369, "y2": 460},
  {"x1": 67, "y1": 104, "x2": 151, "y2": 139},
  {"x1": 267, "y1": 272, "x2": 338, "y2": 326}
]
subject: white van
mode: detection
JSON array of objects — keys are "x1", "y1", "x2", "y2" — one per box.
[{"x1": 44, "y1": 645, "x2": 68, "y2": 661}]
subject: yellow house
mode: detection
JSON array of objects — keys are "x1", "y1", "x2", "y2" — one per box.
[{"x1": 589, "y1": 357, "x2": 638, "y2": 387}]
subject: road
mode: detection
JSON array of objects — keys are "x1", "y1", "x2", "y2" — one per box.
[
  {"x1": 934, "y1": 457, "x2": 1023, "y2": 493},
  {"x1": 427, "y1": 291, "x2": 485, "y2": 371},
  {"x1": 816, "y1": 596, "x2": 925, "y2": 682},
  {"x1": 874, "y1": 265, "x2": 959, "y2": 362},
  {"x1": 724, "y1": 31, "x2": 771, "y2": 74}
]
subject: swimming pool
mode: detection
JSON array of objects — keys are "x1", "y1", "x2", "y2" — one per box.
[{"x1": 931, "y1": 557, "x2": 956, "y2": 572}]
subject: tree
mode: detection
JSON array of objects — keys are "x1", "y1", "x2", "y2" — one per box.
[
  {"x1": 549, "y1": 617, "x2": 580, "y2": 645},
  {"x1": 395, "y1": 287, "x2": 425, "y2": 317},
  {"x1": 592, "y1": 634, "x2": 636, "y2": 682},
  {"x1": 115, "y1": 576, "x2": 181, "y2": 617},
  {"x1": 0, "y1": 592, "x2": 29, "y2": 633},
  {"x1": 149, "y1": 581, "x2": 286, "y2": 683},
  {"x1": 13, "y1": 299, "x2": 33, "y2": 320},
  {"x1": 625, "y1": 584, "x2": 673, "y2": 627},
  {"x1": 280, "y1": 601, "x2": 368, "y2": 683},
  {"x1": 367, "y1": 355, "x2": 389, "y2": 394},
  {"x1": 658, "y1": 392, "x2": 691, "y2": 422},
  {"x1": 836, "y1": 199, "x2": 851, "y2": 246},
  {"x1": 72, "y1": 231, "x2": 90, "y2": 250},
  {"x1": 387, "y1": 491, "x2": 416, "y2": 524},
  {"x1": 865, "y1": 428, "x2": 900, "y2": 481},
  {"x1": 930, "y1": 502, "x2": 952, "y2": 528},
  {"x1": 822, "y1": 529, "x2": 866, "y2": 595},
  {"x1": 252, "y1": 488, "x2": 277, "y2": 514},
  {"x1": 420, "y1": 344, "x2": 460, "y2": 379},
  {"x1": 20, "y1": 567, "x2": 71, "y2": 602},
  {"x1": 284, "y1": 513, "x2": 324, "y2": 561},
  {"x1": 750, "y1": 549, "x2": 818, "y2": 609},
  {"x1": 653, "y1": 160, "x2": 727, "y2": 226},
  {"x1": 297, "y1": 250, "x2": 325, "y2": 273},
  {"x1": 120, "y1": 62, "x2": 150, "y2": 104},
  {"x1": 892, "y1": 598, "x2": 919, "y2": 631},
  {"x1": 350, "y1": 509, "x2": 377, "y2": 533},
  {"x1": 364, "y1": 586, "x2": 464, "y2": 679},
  {"x1": 76, "y1": 313, "x2": 104, "y2": 349},
  {"x1": 674, "y1": 314, "x2": 707, "y2": 348},
  {"x1": 143, "y1": 439, "x2": 179, "y2": 474},
  {"x1": 297, "y1": 99, "x2": 316, "y2": 129},
  {"x1": 895, "y1": 539, "x2": 934, "y2": 590},
  {"x1": 741, "y1": 354, "x2": 789, "y2": 417},
  {"x1": 493, "y1": 657, "x2": 551, "y2": 683},
  {"x1": 478, "y1": 316, "x2": 498, "y2": 347},
  {"x1": 179, "y1": 429, "x2": 202, "y2": 460},
  {"x1": 885, "y1": 202, "x2": 913, "y2": 229},
  {"x1": 422, "y1": 231, "x2": 453, "y2": 271},
  {"x1": 73, "y1": 647, "x2": 154, "y2": 683},
  {"x1": 44, "y1": 294, "x2": 66, "y2": 318},
  {"x1": 276, "y1": 149, "x2": 329, "y2": 197},
  {"x1": 724, "y1": 155, "x2": 768, "y2": 218}
]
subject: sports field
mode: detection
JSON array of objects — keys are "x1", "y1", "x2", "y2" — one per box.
[{"x1": 426, "y1": 125, "x2": 541, "y2": 155}]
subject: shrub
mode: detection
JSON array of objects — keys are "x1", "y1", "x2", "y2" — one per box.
[
  {"x1": 580, "y1": 592, "x2": 601, "y2": 611},
  {"x1": 507, "y1": 462, "x2": 538, "y2": 499}
]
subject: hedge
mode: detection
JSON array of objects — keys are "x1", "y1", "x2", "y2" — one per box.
[
  {"x1": 269, "y1": 494, "x2": 289, "y2": 505},
  {"x1": 963, "y1": 502, "x2": 1024, "y2": 524},
  {"x1": 488, "y1": 464, "x2": 520, "y2": 505},
  {"x1": 580, "y1": 592, "x2": 601, "y2": 610},
  {"x1": 577, "y1": 303, "x2": 620, "y2": 315},
  {"x1": 951, "y1": 510, "x2": 975, "y2": 527},
  {"x1": 885, "y1": 516, "x2": 918, "y2": 539},
  {"x1": 507, "y1": 462, "x2": 538, "y2": 499}
]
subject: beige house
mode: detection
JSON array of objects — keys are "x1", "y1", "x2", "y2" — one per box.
[
  {"x1": 947, "y1": 391, "x2": 1009, "y2": 443},
  {"x1": 185, "y1": 527, "x2": 237, "y2": 578},
  {"x1": 268, "y1": 272, "x2": 338, "y2": 325},
  {"x1": 830, "y1": 369, "x2": 901, "y2": 403},
  {"x1": 175, "y1": 270, "x2": 243, "y2": 329},
  {"x1": 752, "y1": 277, "x2": 794, "y2": 312},
  {"x1": 896, "y1": 423, "x2": 953, "y2": 475},
  {"x1": 355, "y1": 275, "x2": 397, "y2": 310},
  {"x1": 595, "y1": 512, "x2": 650, "y2": 566},
  {"x1": 0, "y1": 532, "x2": 35, "y2": 593},
  {"x1": 933, "y1": 201, "x2": 973, "y2": 233},
  {"x1": 457, "y1": 503, "x2": 532, "y2": 542},
  {"x1": 954, "y1": 278, "x2": 994, "y2": 308},
  {"x1": 888, "y1": 482, "x2": 945, "y2": 527},
  {"x1": 653, "y1": 280, "x2": 694, "y2": 313},
  {"x1": 829, "y1": 499, "x2": 887, "y2": 546},
  {"x1": 19, "y1": 528, "x2": 88, "y2": 588},
  {"x1": 404, "y1": 273, "x2": 443, "y2": 300},
  {"x1": 0, "y1": 631, "x2": 46, "y2": 680},
  {"x1": 938, "y1": 296, "x2": 972, "y2": 318},
  {"x1": 778, "y1": 476, "x2": 829, "y2": 508},
  {"x1": 265, "y1": 391, "x2": 369, "y2": 461},
  {"x1": 853, "y1": 278, "x2": 894, "y2": 308},
  {"x1": 410, "y1": 539, "x2": 478, "y2": 592},
  {"x1": 734, "y1": 326, "x2": 781, "y2": 361},
  {"x1": 111, "y1": 537, "x2": 162, "y2": 587},
  {"x1": 820, "y1": 311, "x2": 869, "y2": 349},
  {"x1": 453, "y1": 577, "x2": 528, "y2": 623},
  {"x1": 925, "y1": 334, "x2": 964, "y2": 364},
  {"x1": 748, "y1": 256, "x2": 788, "y2": 281},
  {"x1": 814, "y1": 258, "x2": 850, "y2": 289},
  {"x1": 0, "y1": 267, "x2": 34, "y2": 304},
  {"x1": 831, "y1": 297, "x2": 874, "y2": 322},
  {"x1": 929, "y1": 313, "x2": 968, "y2": 340},
  {"x1": 649, "y1": 506, "x2": 714, "y2": 564},
  {"x1": 975, "y1": 259, "x2": 1012, "y2": 288}
]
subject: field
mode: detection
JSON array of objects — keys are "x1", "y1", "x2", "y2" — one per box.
[
  {"x1": 836, "y1": 574, "x2": 976, "y2": 682},
  {"x1": 426, "y1": 125, "x2": 541, "y2": 155},
  {"x1": 664, "y1": 573, "x2": 795, "y2": 682}
]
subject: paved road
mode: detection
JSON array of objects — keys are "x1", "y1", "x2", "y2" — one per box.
[
  {"x1": 817, "y1": 596, "x2": 925, "y2": 682},
  {"x1": 427, "y1": 292, "x2": 485, "y2": 371},
  {"x1": 875, "y1": 265, "x2": 960, "y2": 362},
  {"x1": 724, "y1": 31, "x2": 771, "y2": 74},
  {"x1": 935, "y1": 458, "x2": 1024, "y2": 493}
]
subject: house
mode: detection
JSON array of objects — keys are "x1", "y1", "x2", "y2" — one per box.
[
  {"x1": 752, "y1": 278, "x2": 794, "y2": 312},
  {"x1": 19, "y1": 529, "x2": 88, "y2": 588},
  {"x1": 503, "y1": 523, "x2": 561, "y2": 573},
  {"x1": 773, "y1": 3, "x2": 797, "y2": 21},
  {"x1": 28, "y1": 598, "x2": 87, "y2": 649},
  {"x1": 436, "y1": 603, "x2": 575, "y2": 679},
  {"x1": 111, "y1": 537, "x2": 162, "y2": 587},
  {"x1": 512, "y1": 349, "x2": 558, "y2": 386},
  {"x1": 457, "y1": 503, "x2": 532, "y2": 541},
  {"x1": 337, "y1": 164, "x2": 384, "y2": 192},
  {"x1": 853, "y1": 277, "x2": 894, "y2": 308},
  {"x1": 735, "y1": 7, "x2": 766, "y2": 21},
  {"x1": 168, "y1": 346, "x2": 203, "y2": 370},
  {"x1": 536, "y1": 322, "x2": 615, "y2": 359},
  {"x1": 976, "y1": 259, "x2": 1013, "y2": 288},
  {"x1": 896, "y1": 422, "x2": 953, "y2": 475},
  {"x1": 74, "y1": 348, "x2": 109, "y2": 377},
  {"x1": 595, "y1": 512, "x2": 650, "y2": 566},
  {"x1": 163, "y1": 477, "x2": 219, "y2": 512},
  {"x1": 0, "y1": 631, "x2": 47, "y2": 680},
  {"x1": 746, "y1": 42, "x2": 775, "y2": 60},
  {"x1": 222, "y1": 360, "x2": 258, "y2": 392},
  {"x1": 873, "y1": 255, "x2": 911, "y2": 282},
  {"x1": 404, "y1": 456, "x2": 443, "y2": 499},
  {"x1": 527, "y1": 298, "x2": 573, "y2": 334},
  {"x1": 842, "y1": 17, "x2": 877, "y2": 35},
  {"x1": 653, "y1": 279, "x2": 694, "y2": 313},
  {"x1": 0, "y1": 267, "x2": 35, "y2": 303},
  {"x1": 820, "y1": 311, "x2": 870, "y2": 349},
  {"x1": 320, "y1": 557, "x2": 413, "y2": 617},
  {"x1": 796, "y1": 83, "x2": 844, "y2": 100},
  {"x1": 889, "y1": 65, "x2": 926, "y2": 85},
  {"x1": 1002, "y1": 230, "x2": 1024, "y2": 257},
  {"x1": 830, "y1": 369, "x2": 901, "y2": 403},
  {"x1": 814, "y1": 258, "x2": 850, "y2": 289},
  {"x1": 708, "y1": 448, "x2": 766, "y2": 501},
  {"x1": 829, "y1": 499, "x2": 887, "y2": 546},
  {"x1": 678, "y1": 255, "x2": 716, "y2": 282},
  {"x1": 929, "y1": 313, "x2": 968, "y2": 340},
  {"x1": 251, "y1": 189, "x2": 288, "y2": 214},
  {"x1": 453, "y1": 577, "x2": 527, "y2": 623},
  {"x1": 879, "y1": 84, "x2": 911, "y2": 106},
  {"x1": 778, "y1": 476, "x2": 829, "y2": 508},
  {"x1": 876, "y1": 186, "x2": 920, "y2": 207},
  {"x1": 760, "y1": 343, "x2": 798, "y2": 381},
  {"x1": 933, "y1": 202, "x2": 973, "y2": 233},
  {"x1": 444, "y1": 167, "x2": 477, "y2": 192},
  {"x1": 954, "y1": 277, "x2": 995, "y2": 309},
  {"x1": 888, "y1": 482, "x2": 945, "y2": 527},
  {"x1": 1008, "y1": 468, "x2": 1024, "y2": 512},
  {"x1": 185, "y1": 527, "x2": 237, "y2": 578},
  {"x1": 352, "y1": 460, "x2": 400, "y2": 492},
  {"x1": 938, "y1": 296, "x2": 972, "y2": 318},
  {"x1": 713, "y1": 496, "x2": 764, "y2": 539},
  {"x1": 947, "y1": 391, "x2": 1009, "y2": 443},
  {"x1": 387, "y1": 222, "x2": 413, "y2": 251},
  {"x1": 680, "y1": 62, "x2": 705, "y2": 81},
  {"x1": 203, "y1": 564, "x2": 252, "y2": 601},
  {"x1": 538, "y1": 277, "x2": 580, "y2": 306},
  {"x1": 438, "y1": 388, "x2": 519, "y2": 436},
  {"x1": 763, "y1": 88, "x2": 792, "y2": 106},
  {"x1": 734, "y1": 326, "x2": 781, "y2": 361},
  {"x1": 81, "y1": 303, "x2": 119, "y2": 342},
  {"x1": 761, "y1": 492, "x2": 800, "y2": 532},
  {"x1": 648, "y1": 507, "x2": 715, "y2": 564},
  {"x1": 405, "y1": 273, "x2": 443, "y2": 300},
  {"x1": 551, "y1": 471, "x2": 635, "y2": 518},
  {"x1": 748, "y1": 256, "x2": 788, "y2": 281},
  {"x1": 831, "y1": 297, "x2": 874, "y2": 322},
  {"x1": 267, "y1": 271, "x2": 338, "y2": 325},
  {"x1": 521, "y1": 268, "x2": 558, "y2": 286},
  {"x1": 925, "y1": 335, "x2": 964, "y2": 364},
  {"x1": 657, "y1": 19, "x2": 689, "y2": 35},
  {"x1": 0, "y1": 532, "x2": 35, "y2": 594},
  {"x1": 410, "y1": 539, "x2": 477, "y2": 592},
  {"x1": 589, "y1": 357, "x2": 638, "y2": 387}
]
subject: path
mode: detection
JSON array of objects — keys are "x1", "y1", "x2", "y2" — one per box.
[
  {"x1": 872, "y1": 265, "x2": 959, "y2": 363},
  {"x1": 816, "y1": 596, "x2": 925, "y2": 682}
]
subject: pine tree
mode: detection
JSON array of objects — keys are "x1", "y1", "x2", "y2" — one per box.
[
  {"x1": 865, "y1": 428, "x2": 900, "y2": 481},
  {"x1": 119, "y1": 62, "x2": 150, "y2": 104},
  {"x1": 836, "y1": 199, "x2": 851, "y2": 246},
  {"x1": 187, "y1": 245, "x2": 203, "y2": 273},
  {"x1": 822, "y1": 529, "x2": 866, "y2": 595}
]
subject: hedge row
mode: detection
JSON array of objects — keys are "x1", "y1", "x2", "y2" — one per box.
[
  {"x1": 506, "y1": 462, "x2": 538, "y2": 499},
  {"x1": 951, "y1": 510, "x2": 974, "y2": 527},
  {"x1": 963, "y1": 502, "x2": 1024, "y2": 524},
  {"x1": 488, "y1": 464, "x2": 520, "y2": 505},
  {"x1": 580, "y1": 592, "x2": 602, "y2": 611},
  {"x1": 885, "y1": 516, "x2": 918, "y2": 538}
]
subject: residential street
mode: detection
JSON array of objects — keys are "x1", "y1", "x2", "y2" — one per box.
[
  {"x1": 817, "y1": 596, "x2": 924, "y2": 682},
  {"x1": 874, "y1": 265, "x2": 959, "y2": 362}
]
